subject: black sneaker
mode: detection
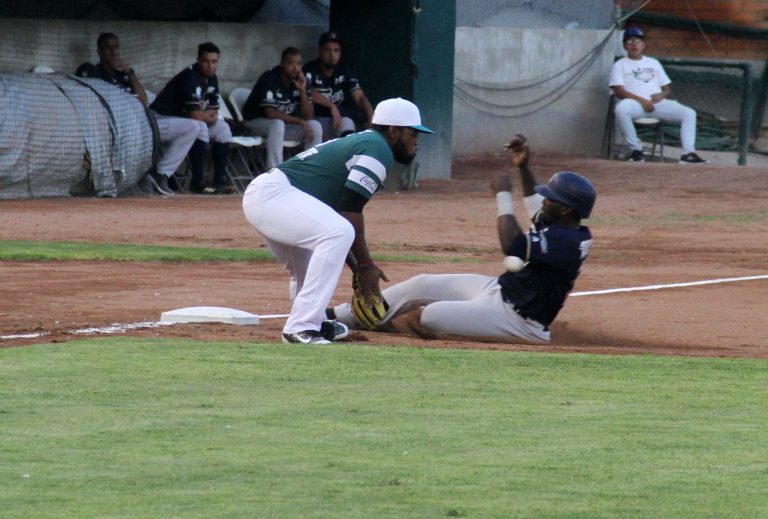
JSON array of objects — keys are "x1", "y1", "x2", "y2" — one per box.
[
  {"x1": 282, "y1": 330, "x2": 331, "y2": 345},
  {"x1": 626, "y1": 150, "x2": 645, "y2": 162},
  {"x1": 137, "y1": 175, "x2": 155, "y2": 195},
  {"x1": 320, "y1": 320, "x2": 349, "y2": 341},
  {"x1": 147, "y1": 170, "x2": 174, "y2": 196},
  {"x1": 679, "y1": 152, "x2": 708, "y2": 164}
]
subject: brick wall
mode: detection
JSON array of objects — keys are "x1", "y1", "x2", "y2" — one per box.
[
  {"x1": 645, "y1": 0, "x2": 768, "y2": 27},
  {"x1": 628, "y1": 0, "x2": 768, "y2": 60}
]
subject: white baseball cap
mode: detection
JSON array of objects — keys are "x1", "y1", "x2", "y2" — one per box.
[{"x1": 372, "y1": 97, "x2": 434, "y2": 133}]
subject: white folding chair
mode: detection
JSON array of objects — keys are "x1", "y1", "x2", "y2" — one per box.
[
  {"x1": 218, "y1": 95, "x2": 263, "y2": 192},
  {"x1": 229, "y1": 87, "x2": 302, "y2": 162}
]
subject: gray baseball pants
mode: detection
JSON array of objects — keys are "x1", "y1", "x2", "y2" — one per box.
[
  {"x1": 333, "y1": 273, "x2": 551, "y2": 343},
  {"x1": 317, "y1": 116, "x2": 356, "y2": 140},
  {"x1": 243, "y1": 118, "x2": 322, "y2": 169},
  {"x1": 152, "y1": 114, "x2": 232, "y2": 177}
]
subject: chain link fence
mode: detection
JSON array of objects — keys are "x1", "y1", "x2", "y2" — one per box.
[{"x1": 643, "y1": 59, "x2": 753, "y2": 165}]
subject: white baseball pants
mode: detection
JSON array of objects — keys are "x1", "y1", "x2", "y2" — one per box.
[
  {"x1": 153, "y1": 115, "x2": 232, "y2": 177},
  {"x1": 614, "y1": 98, "x2": 697, "y2": 154},
  {"x1": 244, "y1": 118, "x2": 322, "y2": 169},
  {"x1": 242, "y1": 169, "x2": 354, "y2": 334},
  {"x1": 333, "y1": 273, "x2": 551, "y2": 343}
]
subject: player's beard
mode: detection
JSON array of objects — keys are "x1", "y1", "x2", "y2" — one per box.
[{"x1": 392, "y1": 136, "x2": 415, "y2": 164}]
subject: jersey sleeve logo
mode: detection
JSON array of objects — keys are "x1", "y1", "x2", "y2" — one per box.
[{"x1": 347, "y1": 170, "x2": 379, "y2": 195}]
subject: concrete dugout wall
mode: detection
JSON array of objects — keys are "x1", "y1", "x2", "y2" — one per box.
[{"x1": 453, "y1": 28, "x2": 616, "y2": 157}]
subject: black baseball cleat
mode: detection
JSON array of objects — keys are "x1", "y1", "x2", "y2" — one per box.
[
  {"x1": 282, "y1": 330, "x2": 331, "y2": 345},
  {"x1": 320, "y1": 320, "x2": 349, "y2": 341},
  {"x1": 626, "y1": 149, "x2": 645, "y2": 162},
  {"x1": 679, "y1": 152, "x2": 708, "y2": 164}
]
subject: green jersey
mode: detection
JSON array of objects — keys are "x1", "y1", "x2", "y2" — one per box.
[{"x1": 277, "y1": 130, "x2": 393, "y2": 209}]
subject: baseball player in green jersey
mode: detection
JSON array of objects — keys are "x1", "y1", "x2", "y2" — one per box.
[{"x1": 242, "y1": 98, "x2": 433, "y2": 344}]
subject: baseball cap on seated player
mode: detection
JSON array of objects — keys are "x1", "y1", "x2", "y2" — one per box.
[
  {"x1": 623, "y1": 27, "x2": 644, "y2": 42},
  {"x1": 372, "y1": 97, "x2": 434, "y2": 133},
  {"x1": 319, "y1": 31, "x2": 342, "y2": 46}
]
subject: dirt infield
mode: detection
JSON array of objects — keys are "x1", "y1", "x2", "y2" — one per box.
[{"x1": 2, "y1": 153, "x2": 767, "y2": 356}]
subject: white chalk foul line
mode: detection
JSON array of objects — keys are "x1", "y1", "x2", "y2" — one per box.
[
  {"x1": 70, "y1": 321, "x2": 175, "y2": 335},
  {"x1": 571, "y1": 274, "x2": 768, "y2": 297},
  {"x1": 2, "y1": 315, "x2": 291, "y2": 341}
]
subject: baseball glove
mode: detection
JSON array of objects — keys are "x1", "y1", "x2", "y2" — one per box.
[{"x1": 351, "y1": 273, "x2": 389, "y2": 329}]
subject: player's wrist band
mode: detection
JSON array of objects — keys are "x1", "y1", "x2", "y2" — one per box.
[{"x1": 496, "y1": 191, "x2": 515, "y2": 216}]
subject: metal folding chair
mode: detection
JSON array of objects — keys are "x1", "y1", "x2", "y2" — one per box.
[
  {"x1": 218, "y1": 95, "x2": 263, "y2": 192},
  {"x1": 603, "y1": 95, "x2": 664, "y2": 162}
]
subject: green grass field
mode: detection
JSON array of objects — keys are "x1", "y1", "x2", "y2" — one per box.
[
  {"x1": 2, "y1": 338, "x2": 767, "y2": 518},
  {"x1": 0, "y1": 240, "x2": 474, "y2": 264}
]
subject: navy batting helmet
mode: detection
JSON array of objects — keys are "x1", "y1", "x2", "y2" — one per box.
[{"x1": 534, "y1": 171, "x2": 596, "y2": 219}]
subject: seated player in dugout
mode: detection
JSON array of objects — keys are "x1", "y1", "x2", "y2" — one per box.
[
  {"x1": 241, "y1": 47, "x2": 322, "y2": 169},
  {"x1": 328, "y1": 134, "x2": 596, "y2": 344},
  {"x1": 76, "y1": 32, "x2": 149, "y2": 107},
  {"x1": 303, "y1": 31, "x2": 375, "y2": 140},
  {"x1": 149, "y1": 42, "x2": 234, "y2": 195}
]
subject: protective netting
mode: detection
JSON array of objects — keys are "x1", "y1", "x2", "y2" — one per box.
[
  {"x1": 0, "y1": 22, "x2": 178, "y2": 95},
  {"x1": 0, "y1": 73, "x2": 155, "y2": 199}
]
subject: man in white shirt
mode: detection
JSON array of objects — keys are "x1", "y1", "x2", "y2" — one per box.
[{"x1": 609, "y1": 27, "x2": 707, "y2": 164}]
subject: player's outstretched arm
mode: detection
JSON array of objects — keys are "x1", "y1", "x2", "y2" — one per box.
[{"x1": 490, "y1": 171, "x2": 523, "y2": 256}]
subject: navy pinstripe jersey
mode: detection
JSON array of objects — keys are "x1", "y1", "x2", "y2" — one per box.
[
  {"x1": 498, "y1": 216, "x2": 593, "y2": 327},
  {"x1": 303, "y1": 59, "x2": 362, "y2": 118},
  {"x1": 75, "y1": 63, "x2": 134, "y2": 95},
  {"x1": 149, "y1": 64, "x2": 220, "y2": 117},
  {"x1": 242, "y1": 66, "x2": 310, "y2": 120}
]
